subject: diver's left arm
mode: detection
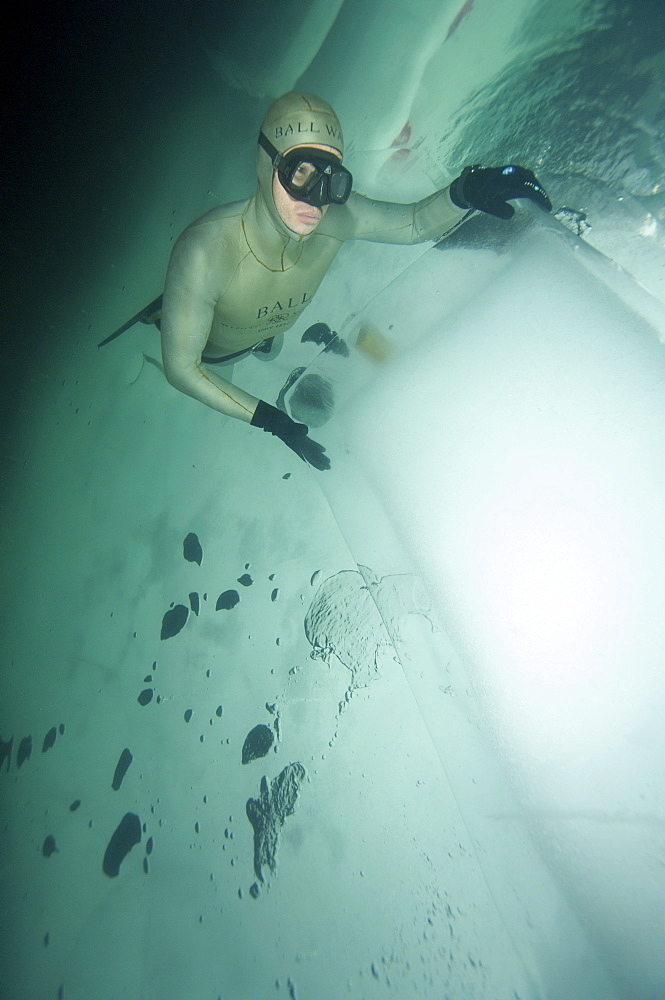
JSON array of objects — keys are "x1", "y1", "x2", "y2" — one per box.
[
  {"x1": 324, "y1": 185, "x2": 471, "y2": 246},
  {"x1": 324, "y1": 164, "x2": 551, "y2": 245}
]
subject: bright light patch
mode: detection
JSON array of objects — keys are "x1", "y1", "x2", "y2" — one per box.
[
  {"x1": 639, "y1": 215, "x2": 658, "y2": 238},
  {"x1": 477, "y1": 484, "x2": 612, "y2": 683}
]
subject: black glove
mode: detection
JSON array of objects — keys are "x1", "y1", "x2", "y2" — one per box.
[
  {"x1": 251, "y1": 399, "x2": 331, "y2": 471},
  {"x1": 450, "y1": 164, "x2": 552, "y2": 219}
]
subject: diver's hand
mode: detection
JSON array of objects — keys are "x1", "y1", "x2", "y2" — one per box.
[
  {"x1": 450, "y1": 164, "x2": 552, "y2": 219},
  {"x1": 250, "y1": 400, "x2": 331, "y2": 471}
]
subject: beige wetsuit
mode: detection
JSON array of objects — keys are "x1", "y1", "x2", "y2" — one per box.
[{"x1": 161, "y1": 93, "x2": 472, "y2": 424}]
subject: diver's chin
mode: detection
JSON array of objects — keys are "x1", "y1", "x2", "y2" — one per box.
[{"x1": 288, "y1": 213, "x2": 322, "y2": 236}]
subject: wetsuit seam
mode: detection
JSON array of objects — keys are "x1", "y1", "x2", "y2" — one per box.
[
  {"x1": 241, "y1": 215, "x2": 302, "y2": 273},
  {"x1": 194, "y1": 363, "x2": 254, "y2": 418}
]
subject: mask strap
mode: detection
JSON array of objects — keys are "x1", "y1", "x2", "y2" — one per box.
[{"x1": 258, "y1": 132, "x2": 285, "y2": 170}]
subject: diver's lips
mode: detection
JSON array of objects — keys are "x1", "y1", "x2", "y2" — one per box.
[{"x1": 298, "y1": 212, "x2": 321, "y2": 223}]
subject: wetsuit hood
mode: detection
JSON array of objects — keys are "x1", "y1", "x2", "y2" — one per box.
[{"x1": 247, "y1": 92, "x2": 345, "y2": 264}]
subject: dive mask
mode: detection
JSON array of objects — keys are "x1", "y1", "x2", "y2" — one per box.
[{"x1": 259, "y1": 131, "x2": 352, "y2": 208}]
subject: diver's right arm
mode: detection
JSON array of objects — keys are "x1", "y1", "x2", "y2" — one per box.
[
  {"x1": 161, "y1": 231, "x2": 260, "y2": 423},
  {"x1": 161, "y1": 228, "x2": 330, "y2": 470}
]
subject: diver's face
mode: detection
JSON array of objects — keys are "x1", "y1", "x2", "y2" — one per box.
[{"x1": 271, "y1": 143, "x2": 340, "y2": 236}]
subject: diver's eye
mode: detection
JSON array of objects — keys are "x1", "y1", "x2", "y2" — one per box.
[{"x1": 292, "y1": 161, "x2": 316, "y2": 186}]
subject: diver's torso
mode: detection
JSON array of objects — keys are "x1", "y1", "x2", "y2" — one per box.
[
  {"x1": 206, "y1": 238, "x2": 342, "y2": 353},
  {"x1": 193, "y1": 200, "x2": 343, "y2": 357}
]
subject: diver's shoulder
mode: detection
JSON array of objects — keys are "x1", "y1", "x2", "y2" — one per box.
[
  {"x1": 171, "y1": 199, "x2": 248, "y2": 267},
  {"x1": 176, "y1": 198, "x2": 248, "y2": 246},
  {"x1": 168, "y1": 200, "x2": 246, "y2": 276},
  {"x1": 316, "y1": 191, "x2": 365, "y2": 238}
]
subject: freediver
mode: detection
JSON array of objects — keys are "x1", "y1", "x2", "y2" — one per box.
[{"x1": 157, "y1": 91, "x2": 551, "y2": 470}]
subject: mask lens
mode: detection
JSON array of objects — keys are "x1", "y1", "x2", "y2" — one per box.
[
  {"x1": 289, "y1": 160, "x2": 319, "y2": 190},
  {"x1": 329, "y1": 170, "x2": 352, "y2": 202},
  {"x1": 259, "y1": 133, "x2": 353, "y2": 207},
  {"x1": 277, "y1": 147, "x2": 353, "y2": 207}
]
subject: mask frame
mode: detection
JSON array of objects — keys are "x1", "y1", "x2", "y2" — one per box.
[{"x1": 258, "y1": 131, "x2": 352, "y2": 208}]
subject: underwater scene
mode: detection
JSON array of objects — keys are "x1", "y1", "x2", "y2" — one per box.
[{"x1": 2, "y1": 2, "x2": 664, "y2": 998}]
